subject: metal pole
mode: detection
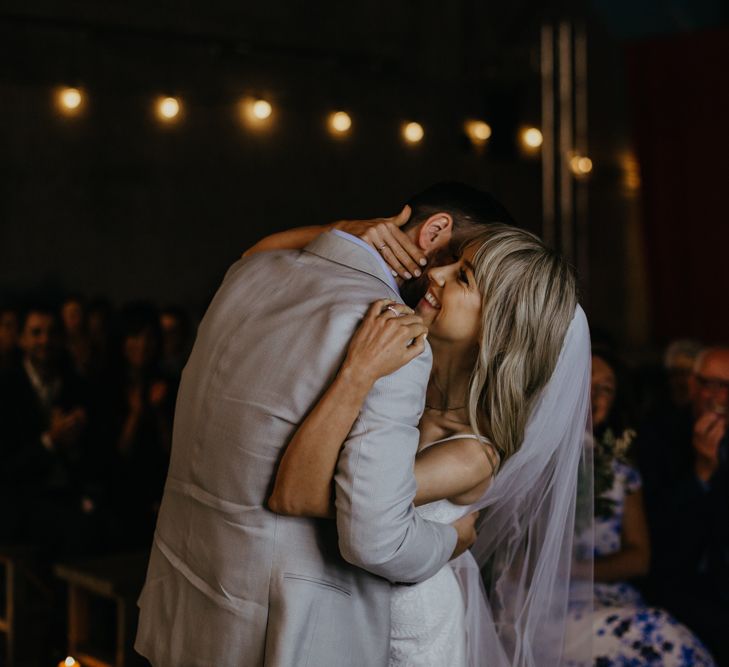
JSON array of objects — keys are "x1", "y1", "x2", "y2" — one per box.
[
  {"x1": 558, "y1": 20, "x2": 574, "y2": 262},
  {"x1": 541, "y1": 23, "x2": 556, "y2": 248},
  {"x1": 574, "y1": 22, "x2": 589, "y2": 300}
]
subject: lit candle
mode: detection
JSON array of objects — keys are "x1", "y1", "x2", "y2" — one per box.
[{"x1": 58, "y1": 657, "x2": 81, "y2": 667}]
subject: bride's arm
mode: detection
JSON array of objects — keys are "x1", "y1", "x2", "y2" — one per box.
[
  {"x1": 271, "y1": 417, "x2": 496, "y2": 517},
  {"x1": 268, "y1": 300, "x2": 427, "y2": 518},
  {"x1": 412, "y1": 439, "x2": 497, "y2": 506},
  {"x1": 242, "y1": 206, "x2": 425, "y2": 281},
  {"x1": 243, "y1": 226, "x2": 329, "y2": 256}
]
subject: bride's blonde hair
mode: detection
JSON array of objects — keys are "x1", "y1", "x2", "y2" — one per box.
[{"x1": 466, "y1": 225, "x2": 578, "y2": 464}]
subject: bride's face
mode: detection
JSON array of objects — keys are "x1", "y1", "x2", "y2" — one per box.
[{"x1": 415, "y1": 244, "x2": 482, "y2": 345}]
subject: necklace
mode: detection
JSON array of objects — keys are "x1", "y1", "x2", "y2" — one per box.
[{"x1": 425, "y1": 404, "x2": 466, "y2": 411}]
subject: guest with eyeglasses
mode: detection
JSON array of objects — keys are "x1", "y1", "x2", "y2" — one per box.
[{"x1": 636, "y1": 347, "x2": 729, "y2": 665}]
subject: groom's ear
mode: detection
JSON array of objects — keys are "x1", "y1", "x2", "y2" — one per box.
[{"x1": 417, "y1": 213, "x2": 454, "y2": 254}]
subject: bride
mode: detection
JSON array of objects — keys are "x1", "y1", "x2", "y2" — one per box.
[{"x1": 255, "y1": 222, "x2": 592, "y2": 666}]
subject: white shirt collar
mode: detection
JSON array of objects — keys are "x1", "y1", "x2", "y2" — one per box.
[{"x1": 23, "y1": 357, "x2": 61, "y2": 411}]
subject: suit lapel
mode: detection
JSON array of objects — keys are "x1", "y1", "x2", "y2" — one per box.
[{"x1": 303, "y1": 232, "x2": 400, "y2": 297}]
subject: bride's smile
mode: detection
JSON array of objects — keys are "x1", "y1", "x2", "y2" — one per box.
[{"x1": 416, "y1": 244, "x2": 481, "y2": 345}]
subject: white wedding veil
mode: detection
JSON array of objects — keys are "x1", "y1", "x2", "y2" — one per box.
[{"x1": 451, "y1": 304, "x2": 594, "y2": 666}]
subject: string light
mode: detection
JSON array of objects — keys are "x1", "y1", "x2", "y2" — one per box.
[
  {"x1": 403, "y1": 121, "x2": 424, "y2": 144},
  {"x1": 329, "y1": 111, "x2": 352, "y2": 134},
  {"x1": 47, "y1": 85, "x2": 565, "y2": 164},
  {"x1": 156, "y1": 96, "x2": 181, "y2": 122},
  {"x1": 465, "y1": 119, "x2": 492, "y2": 145},
  {"x1": 56, "y1": 87, "x2": 84, "y2": 115}
]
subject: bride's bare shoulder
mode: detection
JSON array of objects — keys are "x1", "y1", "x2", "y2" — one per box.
[{"x1": 442, "y1": 436, "x2": 499, "y2": 505}]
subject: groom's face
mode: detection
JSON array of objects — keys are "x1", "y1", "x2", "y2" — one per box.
[
  {"x1": 400, "y1": 245, "x2": 456, "y2": 309},
  {"x1": 400, "y1": 226, "x2": 479, "y2": 308}
]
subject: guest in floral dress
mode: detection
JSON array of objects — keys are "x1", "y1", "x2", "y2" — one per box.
[{"x1": 590, "y1": 348, "x2": 715, "y2": 666}]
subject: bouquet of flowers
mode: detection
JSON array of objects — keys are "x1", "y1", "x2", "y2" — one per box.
[{"x1": 593, "y1": 427, "x2": 636, "y2": 519}]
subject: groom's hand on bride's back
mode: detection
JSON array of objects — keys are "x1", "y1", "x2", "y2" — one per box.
[
  {"x1": 333, "y1": 205, "x2": 427, "y2": 281},
  {"x1": 451, "y1": 511, "x2": 479, "y2": 559}
]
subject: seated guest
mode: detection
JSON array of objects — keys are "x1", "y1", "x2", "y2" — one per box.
[
  {"x1": 637, "y1": 347, "x2": 729, "y2": 665},
  {"x1": 106, "y1": 302, "x2": 174, "y2": 548},
  {"x1": 86, "y1": 297, "x2": 119, "y2": 384},
  {"x1": 0, "y1": 304, "x2": 102, "y2": 556},
  {"x1": 590, "y1": 349, "x2": 714, "y2": 666},
  {"x1": 159, "y1": 305, "x2": 191, "y2": 382},
  {"x1": 664, "y1": 339, "x2": 704, "y2": 410},
  {"x1": 61, "y1": 294, "x2": 92, "y2": 378},
  {"x1": 0, "y1": 303, "x2": 20, "y2": 372}
]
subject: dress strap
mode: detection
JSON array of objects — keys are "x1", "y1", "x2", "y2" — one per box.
[{"x1": 425, "y1": 434, "x2": 491, "y2": 446}]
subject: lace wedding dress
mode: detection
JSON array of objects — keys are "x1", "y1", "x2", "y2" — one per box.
[{"x1": 389, "y1": 435, "x2": 476, "y2": 667}]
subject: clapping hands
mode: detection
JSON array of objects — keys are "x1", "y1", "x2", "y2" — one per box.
[
  {"x1": 49, "y1": 406, "x2": 87, "y2": 447},
  {"x1": 693, "y1": 410, "x2": 726, "y2": 482}
]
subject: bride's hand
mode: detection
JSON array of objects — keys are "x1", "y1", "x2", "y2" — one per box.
[
  {"x1": 332, "y1": 205, "x2": 427, "y2": 281},
  {"x1": 341, "y1": 300, "x2": 428, "y2": 387}
]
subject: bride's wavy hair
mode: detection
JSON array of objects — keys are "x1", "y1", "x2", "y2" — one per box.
[{"x1": 466, "y1": 224, "x2": 578, "y2": 465}]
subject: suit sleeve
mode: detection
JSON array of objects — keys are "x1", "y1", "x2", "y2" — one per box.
[{"x1": 334, "y1": 346, "x2": 458, "y2": 583}]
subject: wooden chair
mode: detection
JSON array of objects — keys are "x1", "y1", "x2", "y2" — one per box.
[
  {"x1": 54, "y1": 553, "x2": 149, "y2": 667},
  {"x1": 0, "y1": 545, "x2": 51, "y2": 667}
]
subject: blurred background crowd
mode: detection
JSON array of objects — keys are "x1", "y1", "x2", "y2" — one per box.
[{"x1": 0, "y1": 297, "x2": 190, "y2": 557}]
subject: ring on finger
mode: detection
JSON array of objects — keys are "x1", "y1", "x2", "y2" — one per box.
[
  {"x1": 386, "y1": 305, "x2": 401, "y2": 317},
  {"x1": 378, "y1": 243, "x2": 387, "y2": 252}
]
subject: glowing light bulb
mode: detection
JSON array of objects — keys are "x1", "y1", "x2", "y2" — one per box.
[
  {"x1": 252, "y1": 99, "x2": 272, "y2": 120},
  {"x1": 578, "y1": 157, "x2": 593, "y2": 174},
  {"x1": 157, "y1": 97, "x2": 180, "y2": 121},
  {"x1": 329, "y1": 111, "x2": 352, "y2": 134},
  {"x1": 60, "y1": 88, "x2": 82, "y2": 111},
  {"x1": 569, "y1": 155, "x2": 593, "y2": 176},
  {"x1": 403, "y1": 122, "x2": 424, "y2": 144},
  {"x1": 465, "y1": 120, "x2": 492, "y2": 144},
  {"x1": 521, "y1": 127, "x2": 543, "y2": 149}
]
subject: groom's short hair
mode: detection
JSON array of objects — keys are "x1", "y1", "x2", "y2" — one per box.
[
  {"x1": 404, "y1": 182, "x2": 515, "y2": 244},
  {"x1": 397, "y1": 183, "x2": 516, "y2": 309}
]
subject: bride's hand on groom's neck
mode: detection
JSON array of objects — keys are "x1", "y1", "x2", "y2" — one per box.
[{"x1": 333, "y1": 205, "x2": 428, "y2": 281}]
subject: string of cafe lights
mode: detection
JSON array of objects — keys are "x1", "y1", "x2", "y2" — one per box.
[{"x1": 54, "y1": 86, "x2": 594, "y2": 177}]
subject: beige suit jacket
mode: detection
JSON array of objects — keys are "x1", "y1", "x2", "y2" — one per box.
[{"x1": 135, "y1": 232, "x2": 457, "y2": 666}]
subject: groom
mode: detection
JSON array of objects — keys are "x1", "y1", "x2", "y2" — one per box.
[{"x1": 135, "y1": 183, "x2": 514, "y2": 666}]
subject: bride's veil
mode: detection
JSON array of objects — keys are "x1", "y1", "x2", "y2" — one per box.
[{"x1": 452, "y1": 304, "x2": 594, "y2": 666}]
